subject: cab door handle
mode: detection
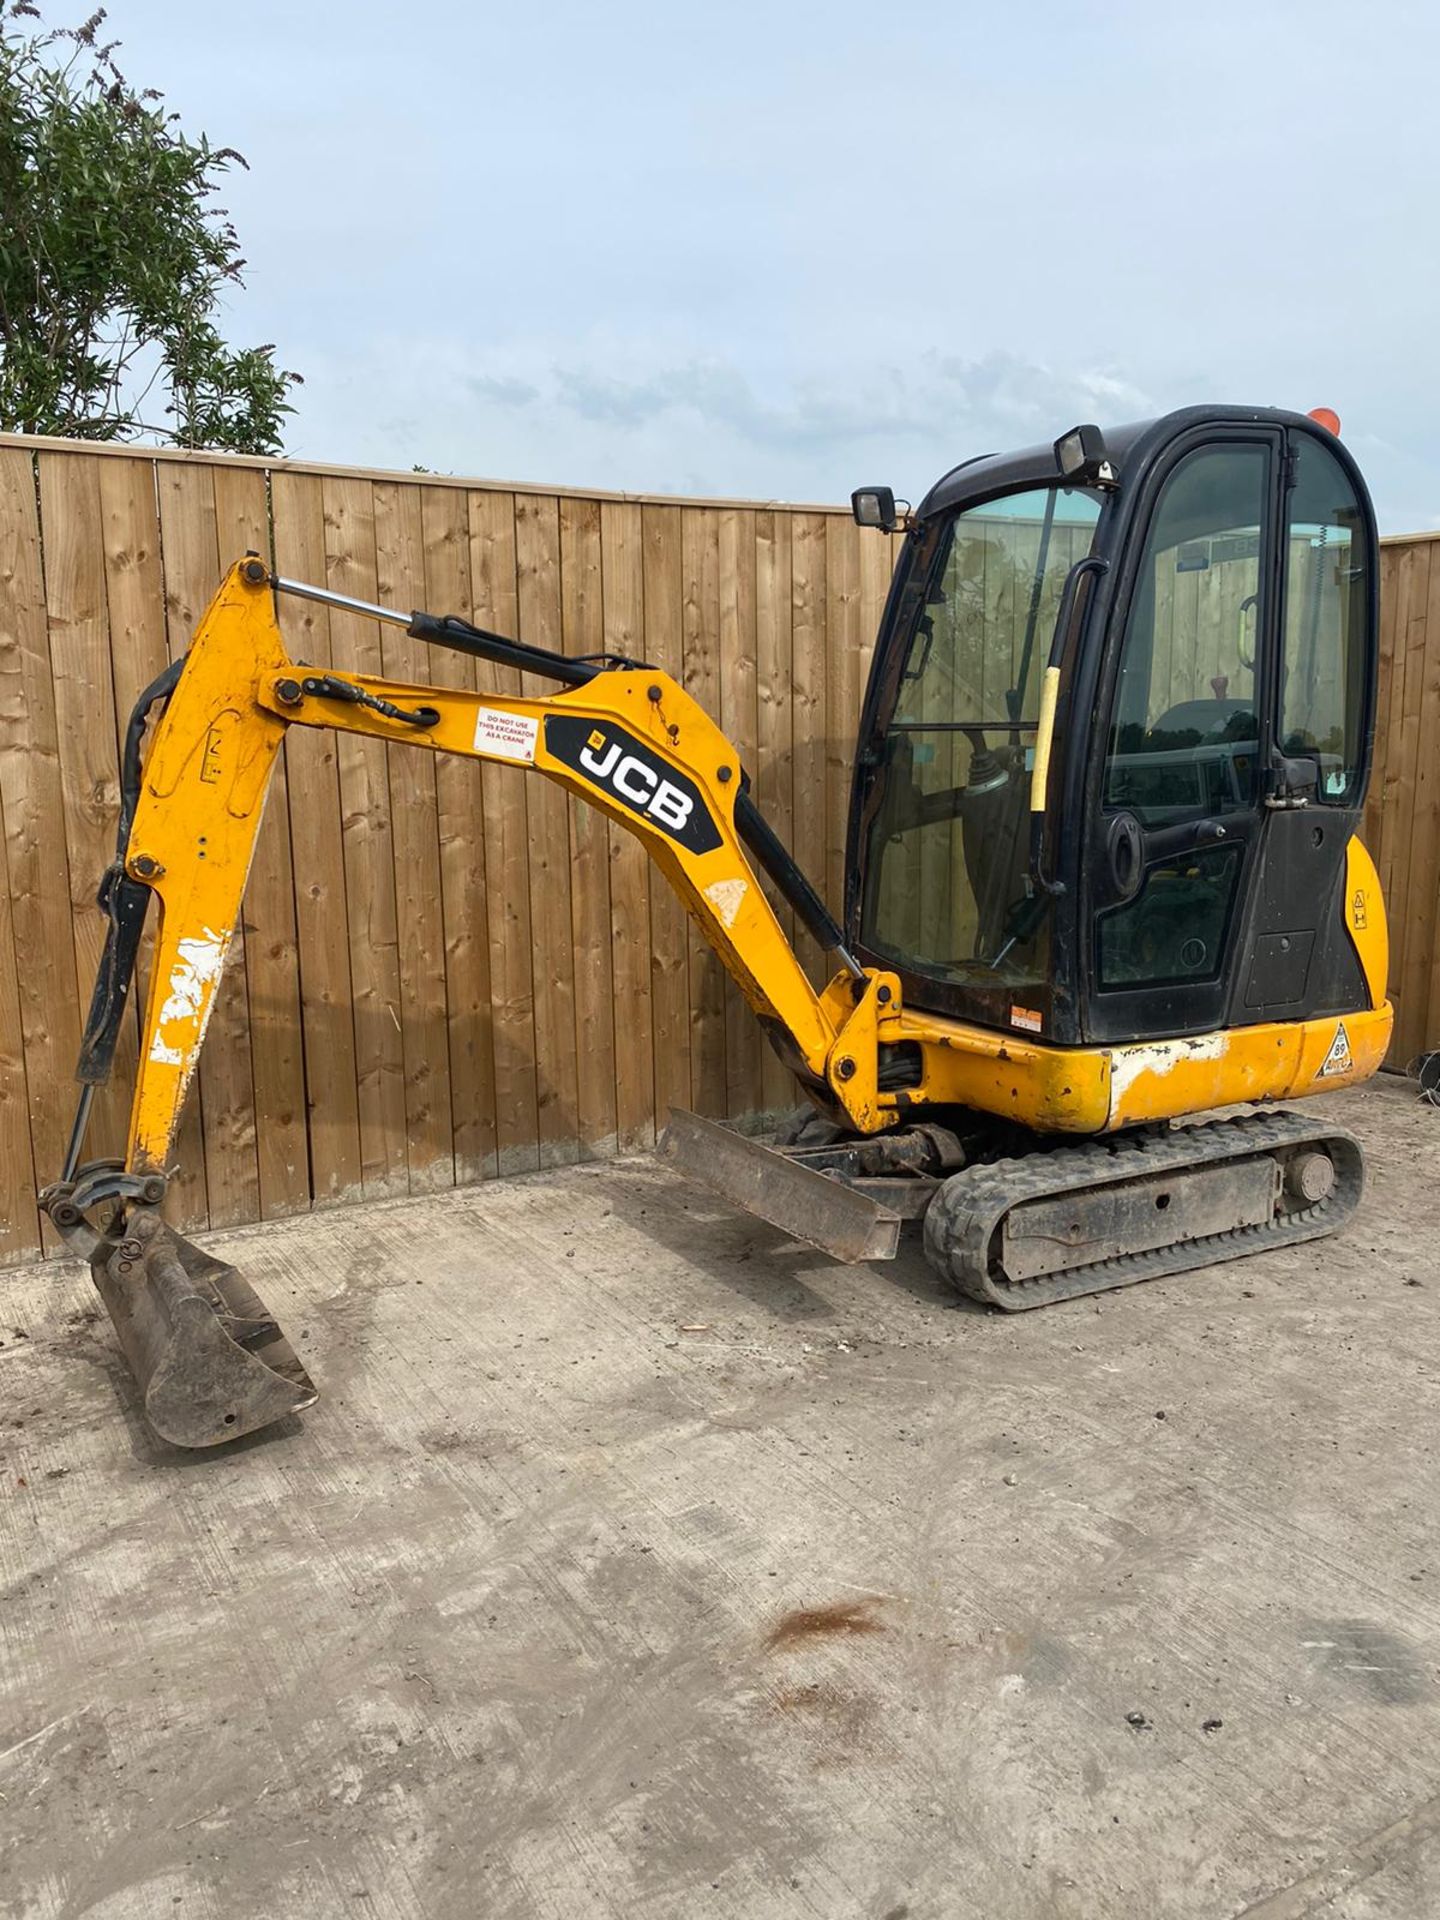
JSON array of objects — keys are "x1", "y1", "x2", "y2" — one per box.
[{"x1": 1105, "y1": 811, "x2": 1144, "y2": 900}]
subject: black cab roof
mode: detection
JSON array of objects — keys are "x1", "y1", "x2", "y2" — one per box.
[{"x1": 915, "y1": 404, "x2": 1352, "y2": 521}]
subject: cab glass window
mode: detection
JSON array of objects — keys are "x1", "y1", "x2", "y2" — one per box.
[
  {"x1": 1103, "y1": 443, "x2": 1268, "y2": 826},
  {"x1": 860, "y1": 486, "x2": 1101, "y2": 990},
  {"x1": 1097, "y1": 442, "x2": 1269, "y2": 992},
  {"x1": 1281, "y1": 437, "x2": 1369, "y2": 803}
]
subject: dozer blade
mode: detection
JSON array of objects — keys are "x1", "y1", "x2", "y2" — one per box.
[
  {"x1": 92, "y1": 1213, "x2": 317, "y2": 1448},
  {"x1": 658, "y1": 1108, "x2": 901, "y2": 1262}
]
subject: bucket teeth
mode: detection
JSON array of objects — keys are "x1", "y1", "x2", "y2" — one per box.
[{"x1": 91, "y1": 1217, "x2": 317, "y2": 1449}]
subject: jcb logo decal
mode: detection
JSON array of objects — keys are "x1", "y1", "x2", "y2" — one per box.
[
  {"x1": 580, "y1": 731, "x2": 693, "y2": 833},
  {"x1": 546, "y1": 716, "x2": 722, "y2": 855}
]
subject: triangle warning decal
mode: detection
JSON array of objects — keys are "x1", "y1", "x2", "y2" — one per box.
[{"x1": 1315, "y1": 1021, "x2": 1354, "y2": 1080}]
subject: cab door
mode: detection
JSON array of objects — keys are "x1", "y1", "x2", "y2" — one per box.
[
  {"x1": 1083, "y1": 430, "x2": 1282, "y2": 1043},
  {"x1": 1083, "y1": 422, "x2": 1378, "y2": 1046},
  {"x1": 1224, "y1": 426, "x2": 1377, "y2": 1027}
]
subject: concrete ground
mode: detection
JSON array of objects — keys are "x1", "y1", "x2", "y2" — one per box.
[{"x1": 1, "y1": 1075, "x2": 1438, "y2": 1920}]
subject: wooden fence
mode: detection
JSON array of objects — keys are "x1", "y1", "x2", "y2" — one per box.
[
  {"x1": 0, "y1": 435, "x2": 897, "y2": 1265},
  {"x1": 0, "y1": 435, "x2": 1436, "y2": 1268},
  {"x1": 1366, "y1": 532, "x2": 1440, "y2": 1069}
]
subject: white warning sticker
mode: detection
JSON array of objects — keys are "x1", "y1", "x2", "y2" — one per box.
[
  {"x1": 1315, "y1": 1021, "x2": 1354, "y2": 1079},
  {"x1": 1010, "y1": 1004, "x2": 1043, "y2": 1034},
  {"x1": 703, "y1": 877, "x2": 749, "y2": 930},
  {"x1": 473, "y1": 705, "x2": 538, "y2": 763}
]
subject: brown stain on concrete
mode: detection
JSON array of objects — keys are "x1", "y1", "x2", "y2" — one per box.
[{"x1": 765, "y1": 1595, "x2": 886, "y2": 1649}]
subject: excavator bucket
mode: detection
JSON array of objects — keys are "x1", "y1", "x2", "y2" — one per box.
[{"x1": 90, "y1": 1212, "x2": 317, "y2": 1449}]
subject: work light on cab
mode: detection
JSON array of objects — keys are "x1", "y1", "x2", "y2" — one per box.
[
  {"x1": 1053, "y1": 422, "x2": 1117, "y2": 488},
  {"x1": 851, "y1": 485, "x2": 900, "y2": 532}
]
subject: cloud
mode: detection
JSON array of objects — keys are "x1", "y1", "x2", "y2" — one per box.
[
  {"x1": 459, "y1": 347, "x2": 1156, "y2": 463},
  {"x1": 469, "y1": 374, "x2": 542, "y2": 408},
  {"x1": 282, "y1": 328, "x2": 1430, "y2": 529}
]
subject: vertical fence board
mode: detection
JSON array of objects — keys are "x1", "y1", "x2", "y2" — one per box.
[
  {"x1": 642, "y1": 504, "x2": 691, "y2": 1125},
  {"x1": 681, "y1": 508, "x2": 726, "y2": 1116},
  {"x1": 7, "y1": 435, "x2": 1440, "y2": 1271},
  {"x1": 600, "y1": 500, "x2": 655, "y2": 1149},
  {"x1": 422, "y1": 486, "x2": 498, "y2": 1185},
  {"x1": 1393, "y1": 547, "x2": 1437, "y2": 1063},
  {"x1": 1365, "y1": 541, "x2": 1399, "y2": 874},
  {"x1": 0, "y1": 449, "x2": 78, "y2": 1252},
  {"x1": 1368, "y1": 544, "x2": 1406, "y2": 1010},
  {"x1": 0, "y1": 844, "x2": 34, "y2": 1261},
  {"x1": 0, "y1": 455, "x2": 44, "y2": 1258},
  {"x1": 754, "y1": 509, "x2": 795, "y2": 1114},
  {"x1": 96, "y1": 455, "x2": 167, "y2": 1145},
  {"x1": 375, "y1": 482, "x2": 455, "y2": 1195},
  {"x1": 790, "y1": 513, "x2": 828, "y2": 983},
  {"x1": 322, "y1": 475, "x2": 409, "y2": 1199},
  {"x1": 271, "y1": 471, "x2": 364, "y2": 1205},
  {"x1": 858, "y1": 529, "x2": 893, "y2": 720},
  {"x1": 39, "y1": 455, "x2": 132, "y2": 1172},
  {"x1": 560, "y1": 497, "x2": 618, "y2": 1156},
  {"x1": 467, "y1": 489, "x2": 536, "y2": 1175},
  {"x1": 1380, "y1": 546, "x2": 1423, "y2": 1047},
  {"x1": 1409, "y1": 552, "x2": 1440, "y2": 1062},
  {"x1": 515, "y1": 495, "x2": 579, "y2": 1165},
  {"x1": 718, "y1": 508, "x2": 762, "y2": 1118},
  {"x1": 825, "y1": 519, "x2": 863, "y2": 932}
]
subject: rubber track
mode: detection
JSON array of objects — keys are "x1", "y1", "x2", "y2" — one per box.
[{"x1": 922, "y1": 1109, "x2": 1365, "y2": 1311}]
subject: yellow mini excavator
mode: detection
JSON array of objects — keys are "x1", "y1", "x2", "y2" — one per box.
[{"x1": 41, "y1": 405, "x2": 1392, "y2": 1447}]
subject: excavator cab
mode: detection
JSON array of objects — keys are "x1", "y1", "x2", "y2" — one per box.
[{"x1": 848, "y1": 405, "x2": 1380, "y2": 1052}]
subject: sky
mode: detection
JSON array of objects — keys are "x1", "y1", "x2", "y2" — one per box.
[{"x1": 84, "y1": 0, "x2": 1440, "y2": 531}]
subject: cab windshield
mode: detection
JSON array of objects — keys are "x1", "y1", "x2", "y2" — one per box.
[{"x1": 859, "y1": 485, "x2": 1102, "y2": 994}]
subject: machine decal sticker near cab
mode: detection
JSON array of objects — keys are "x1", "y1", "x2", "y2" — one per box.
[
  {"x1": 545, "y1": 715, "x2": 724, "y2": 855},
  {"x1": 473, "y1": 706, "x2": 539, "y2": 763}
]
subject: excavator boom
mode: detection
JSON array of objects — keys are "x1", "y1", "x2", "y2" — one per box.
[{"x1": 102, "y1": 560, "x2": 896, "y2": 1177}]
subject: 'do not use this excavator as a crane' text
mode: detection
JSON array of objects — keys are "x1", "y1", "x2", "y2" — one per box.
[{"x1": 40, "y1": 404, "x2": 1391, "y2": 1447}]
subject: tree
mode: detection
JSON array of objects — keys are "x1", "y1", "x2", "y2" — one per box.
[{"x1": 0, "y1": 2, "x2": 300, "y2": 453}]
